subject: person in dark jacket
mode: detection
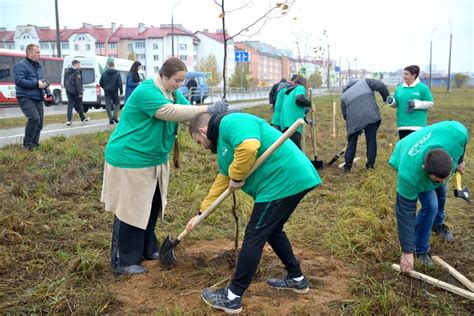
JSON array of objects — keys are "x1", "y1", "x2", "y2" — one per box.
[
  {"x1": 340, "y1": 79, "x2": 390, "y2": 172},
  {"x1": 99, "y1": 61, "x2": 123, "y2": 124},
  {"x1": 13, "y1": 44, "x2": 49, "y2": 150},
  {"x1": 64, "y1": 60, "x2": 89, "y2": 126},
  {"x1": 186, "y1": 77, "x2": 198, "y2": 104},
  {"x1": 269, "y1": 78, "x2": 287, "y2": 112},
  {"x1": 124, "y1": 61, "x2": 142, "y2": 106}
]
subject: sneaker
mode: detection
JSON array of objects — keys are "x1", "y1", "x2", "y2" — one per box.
[
  {"x1": 109, "y1": 120, "x2": 115, "y2": 125},
  {"x1": 266, "y1": 276, "x2": 309, "y2": 293},
  {"x1": 343, "y1": 166, "x2": 351, "y2": 173},
  {"x1": 112, "y1": 264, "x2": 148, "y2": 275},
  {"x1": 82, "y1": 117, "x2": 90, "y2": 122},
  {"x1": 432, "y1": 224, "x2": 454, "y2": 242},
  {"x1": 366, "y1": 163, "x2": 375, "y2": 170},
  {"x1": 416, "y1": 253, "x2": 433, "y2": 266},
  {"x1": 201, "y1": 287, "x2": 242, "y2": 314},
  {"x1": 112, "y1": 117, "x2": 119, "y2": 123},
  {"x1": 66, "y1": 121, "x2": 72, "y2": 126}
]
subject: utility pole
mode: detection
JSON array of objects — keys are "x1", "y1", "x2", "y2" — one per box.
[
  {"x1": 326, "y1": 45, "x2": 330, "y2": 89},
  {"x1": 447, "y1": 22, "x2": 453, "y2": 93},
  {"x1": 171, "y1": 1, "x2": 182, "y2": 57},
  {"x1": 429, "y1": 27, "x2": 437, "y2": 89},
  {"x1": 55, "y1": 0, "x2": 61, "y2": 57}
]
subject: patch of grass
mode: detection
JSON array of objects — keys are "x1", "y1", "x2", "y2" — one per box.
[{"x1": 0, "y1": 88, "x2": 473, "y2": 313}]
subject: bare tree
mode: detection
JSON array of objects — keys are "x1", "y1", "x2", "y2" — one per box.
[{"x1": 213, "y1": 0, "x2": 294, "y2": 98}]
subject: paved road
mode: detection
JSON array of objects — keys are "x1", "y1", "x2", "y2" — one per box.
[{"x1": 0, "y1": 100, "x2": 268, "y2": 148}]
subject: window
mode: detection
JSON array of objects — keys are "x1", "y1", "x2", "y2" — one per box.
[
  {"x1": 80, "y1": 68, "x2": 95, "y2": 85},
  {"x1": 153, "y1": 55, "x2": 159, "y2": 61},
  {"x1": 78, "y1": 35, "x2": 86, "y2": 41},
  {"x1": 20, "y1": 45, "x2": 25, "y2": 51},
  {"x1": 137, "y1": 54, "x2": 146, "y2": 59},
  {"x1": 179, "y1": 43, "x2": 187, "y2": 50},
  {"x1": 22, "y1": 34, "x2": 31, "y2": 39},
  {"x1": 40, "y1": 43, "x2": 49, "y2": 49},
  {"x1": 86, "y1": 44, "x2": 91, "y2": 51},
  {"x1": 154, "y1": 66, "x2": 160, "y2": 73},
  {"x1": 61, "y1": 43, "x2": 69, "y2": 49},
  {"x1": 96, "y1": 43, "x2": 104, "y2": 48},
  {"x1": 128, "y1": 43, "x2": 133, "y2": 50},
  {"x1": 135, "y1": 41, "x2": 145, "y2": 49},
  {"x1": 109, "y1": 54, "x2": 118, "y2": 58},
  {"x1": 109, "y1": 43, "x2": 117, "y2": 49},
  {"x1": 8, "y1": 44, "x2": 15, "y2": 49},
  {"x1": 179, "y1": 55, "x2": 187, "y2": 61},
  {"x1": 74, "y1": 44, "x2": 79, "y2": 51},
  {"x1": 153, "y1": 43, "x2": 159, "y2": 50}
]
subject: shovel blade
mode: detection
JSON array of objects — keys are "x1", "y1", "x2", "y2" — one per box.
[
  {"x1": 311, "y1": 158, "x2": 324, "y2": 169},
  {"x1": 454, "y1": 187, "x2": 471, "y2": 203},
  {"x1": 159, "y1": 235, "x2": 178, "y2": 269}
]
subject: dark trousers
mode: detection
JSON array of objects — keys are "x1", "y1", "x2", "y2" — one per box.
[
  {"x1": 105, "y1": 92, "x2": 120, "y2": 121},
  {"x1": 398, "y1": 129, "x2": 415, "y2": 140},
  {"x1": 18, "y1": 97, "x2": 43, "y2": 150},
  {"x1": 344, "y1": 120, "x2": 381, "y2": 170},
  {"x1": 111, "y1": 184, "x2": 161, "y2": 267},
  {"x1": 281, "y1": 128, "x2": 302, "y2": 149},
  {"x1": 229, "y1": 187, "x2": 313, "y2": 296},
  {"x1": 66, "y1": 93, "x2": 86, "y2": 121}
]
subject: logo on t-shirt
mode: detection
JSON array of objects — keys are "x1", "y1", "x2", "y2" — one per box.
[
  {"x1": 412, "y1": 92, "x2": 421, "y2": 96},
  {"x1": 222, "y1": 146, "x2": 228, "y2": 157},
  {"x1": 408, "y1": 132, "x2": 432, "y2": 156}
]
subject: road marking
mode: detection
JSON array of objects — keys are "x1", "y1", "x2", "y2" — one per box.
[{"x1": 0, "y1": 122, "x2": 111, "y2": 140}]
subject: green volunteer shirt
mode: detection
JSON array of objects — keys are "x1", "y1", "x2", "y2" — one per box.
[
  {"x1": 105, "y1": 79, "x2": 190, "y2": 168},
  {"x1": 389, "y1": 121, "x2": 468, "y2": 200},
  {"x1": 280, "y1": 85, "x2": 306, "y2": 134},
  {"x1": 271, "y1": 87, "x2": 288, "y2": 127},
  {"x1": 394, "y1": 81, "x2": 433, "y2": 128},
  {"x1": 217, "y1": 112, "x2": 321, "y2": 202}
]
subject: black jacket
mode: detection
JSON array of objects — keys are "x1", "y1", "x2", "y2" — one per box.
[
  {"x1": 13, "y1": 58, "x2": 45, "y2": 101},
  {"x1": 269, "y1": 79, "x2": 287, "y2": 106},
  {"x1": 64, "y1": 67, "x2": 83, "y2": 95},
  {"x1": 99, "y1": 69, "x2": 123, "y2": 94}
]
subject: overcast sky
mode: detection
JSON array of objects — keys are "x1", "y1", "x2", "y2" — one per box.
[{"x1": 1, "y1": 0, "x2": 472, "y2": 73}]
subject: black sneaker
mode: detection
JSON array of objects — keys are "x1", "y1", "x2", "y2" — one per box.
[
  {"x1": 365, "y1": 163, "x2": 375, "y2": 169},
  {"x1": 266, "y1": 276, "x2": 309, "y2": 293},
  {"x1": 201, "y1": 287, "x2": 242, "y2": 314},
  {"x1": 416, "y1": 253, "x2": 433, "y2": 266},
  {"x1": 109, "y1": 120, "x2": 115, "y2": 125},
  {"x1": 432, "y1": 223, "x2": 454, "y2": 242}
]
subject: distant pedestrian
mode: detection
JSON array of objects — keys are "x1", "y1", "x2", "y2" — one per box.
[
  {"x1": 186, "y1": 77, "x2": 198, "y2": 104},
  {"x1": 270, "y1": 77, "x2": 292, "y2": 130},
  {"x1": 269, "y1": 78, "x2": 288, "y2": 112},
  {"x1": 99, "y1": 61, "x2": 123, "y2": 124},
  {"x1": 340, "y1": 78, "x2": 390, "y2": 172},
  {"x1": 124, "y1": 61, "x2": 142, "y2": 106},
  {"x1": 64, "y1": 59, "x2": 89, "y2": 126},
  {"x1": 387, "y1": 65, "x2": 434, "y2": 140},
  {"x1": 13, "y1": 44, "x2": 49, "y2": 151}
]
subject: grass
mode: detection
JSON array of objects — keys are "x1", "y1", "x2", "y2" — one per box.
[{"x1": 0, "y1": 87, "x2": 473, "y2": 314}]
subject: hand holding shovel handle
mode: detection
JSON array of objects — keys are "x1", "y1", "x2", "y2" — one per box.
[{"x1": 159, "y1": 118, "x2": 305, "y2": 268}]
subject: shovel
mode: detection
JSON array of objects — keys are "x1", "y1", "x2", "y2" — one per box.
[
  {"x1": 308, "y1": 88, "x2": 324, "y2": 169},
  {"x1": 159, "y1": 118, "x2": 306, "y2": 269},
  {"x1": 454, "y1": 171, "x2": 470, "y2": 203},
  {"x1": 327, "y1": 145, "x2": 347, "y2": 166}
]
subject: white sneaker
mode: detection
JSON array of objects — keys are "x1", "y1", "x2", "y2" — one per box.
[
  {"x1": 66, "y1": 121, "x2": 72, "y2": 126},
  {"x1": 83, "y1": 117, "x2": 90, "y2": 122}
]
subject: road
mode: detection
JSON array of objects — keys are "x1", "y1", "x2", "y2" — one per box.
[{"x1": 0, "y1": 100, "x2": 268, "y2": 148}]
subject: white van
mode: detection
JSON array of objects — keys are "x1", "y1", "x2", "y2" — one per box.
[{"x1": 61, "y1": 55, "x2": 145, "y2": 111}]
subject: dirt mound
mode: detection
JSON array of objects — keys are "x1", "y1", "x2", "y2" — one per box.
[{"x1": 108, "y1": 239, "x2": 356, "y2": 314}]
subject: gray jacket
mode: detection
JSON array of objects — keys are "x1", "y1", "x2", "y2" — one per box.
[{"x1": 340, "y1": 79, "x2": 389, "y2": 136}]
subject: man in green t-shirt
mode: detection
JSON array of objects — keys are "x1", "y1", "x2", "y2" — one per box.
[
  {"x1": 389, "y1": 121, "x2": 468, "y2": 272},
  {"x1": 387, "y1": 65, "x2": 434, "y2": 140},
  {"x1": 187, "y1": 112, "x2": 321, "y2": 314}
]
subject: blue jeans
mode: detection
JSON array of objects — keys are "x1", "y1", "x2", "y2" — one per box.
[
  {"x1": 18, "y1": 97, "x2": 43, "y2": 149},
  {"x1": 415, "y1": 184, "x2": 447, "y2": 255}
]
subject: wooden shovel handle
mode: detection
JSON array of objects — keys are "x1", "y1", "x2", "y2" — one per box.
[
  {"x1": 176, "y1": 118, "x2": 306, "y2": 241},
  {"x1": 309, "y1": 88, "x2": 317, "y2": 157}
]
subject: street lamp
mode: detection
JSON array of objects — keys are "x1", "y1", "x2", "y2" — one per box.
[
  {"x1": 447, "y1": 21, "x2": 453, "y2": 92},
  {"x1": 171, "y1": 0, "x2": 183, "y2": 57},
  {"x1": 429, "y1": 27, "x2": 437, "y2": 89}
]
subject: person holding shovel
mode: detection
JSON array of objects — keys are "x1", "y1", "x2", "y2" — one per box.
[
  {"x1": 187, "y1": 111, "x2": 321, "y2": 314},
  {"x1": 340, "y1": 78, "x2": 390, "y2": 172},
  {"x1": 279, "y1": 76, "x2": 311, "y2": 149},
  {"x1": 389, "y1": 121, "x2": 468, "y2": 272},
  {"x1": 101, "y1": 57, "x2": 228, "y2": 275}
]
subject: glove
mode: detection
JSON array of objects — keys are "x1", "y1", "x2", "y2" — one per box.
[
  {"x1": 406, "y1": 100, "x2": 416, "y2": 113},
  {"x1": 207, "y1": 99, "x2": 229, "y2": 114},
  {"x1": 386, "y1": 96, "x2": 394, "y2": 105}
]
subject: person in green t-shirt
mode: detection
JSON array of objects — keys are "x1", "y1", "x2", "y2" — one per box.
[
  {"x1": 279, "y1": 76, "x2": 311, "y2": 149},
  {"x1": 388, "y1": 121, "x2": 468, "y2": 272},
  {"x1": 386, "y1": 65, "x2": 434, "y2": 140},
  {"x1": 101, "y1": 57, "x2": 229, "y2": 275},
  {"x1": 186, "y1": 111, "x2": 321, "y2": 314}
]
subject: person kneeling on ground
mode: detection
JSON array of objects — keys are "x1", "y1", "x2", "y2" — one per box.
[
  {"x1": 389, "y1": 121, "x2": 468, "y2": 272},
  {"x1": 187, "y1": 111, "x2": 322, "y2": 313}
]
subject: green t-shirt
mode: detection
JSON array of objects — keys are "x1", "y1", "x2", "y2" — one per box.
[
  {"x1": 217, "y1": 112, "x2": 321, "y2": 202},
  {"x1": 105, "y1": 79, "x2": 190, "y2": 168},
  {"x1": 389, "y1": 121, "x2": 468, "y2": 200},
  {"x1": 280, "y1": 85, "x2": 306, "y2": 134},
  {"x1": 394, "y1": 81, "x2": 433, "y2": 128},
  {"x1": 271, "y1": 87, "x2": 288, "y2": 127}
]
